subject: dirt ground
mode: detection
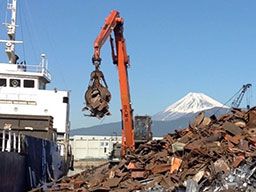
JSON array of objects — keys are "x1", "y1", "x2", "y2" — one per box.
[{"x1": 68, "y1": 159, "x2": 108, "y2": 176}]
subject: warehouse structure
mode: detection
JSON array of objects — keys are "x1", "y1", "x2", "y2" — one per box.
[{"x1": 70, "y1": 135, "x2": 162, "y2": 160}]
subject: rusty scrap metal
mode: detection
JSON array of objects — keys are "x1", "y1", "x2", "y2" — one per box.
[
  {"x1": 170, "y1": 157, "x2": 182, "y2": 174},
  {"x1": 83, "y1": 68, "x2": 111, "y2": 118},
  {"x1": 223, "y1": 121, "x2": 243, "y2": 136},
  {"x1": 46, "y1": 107, "x2": 256, "y2": 192}
]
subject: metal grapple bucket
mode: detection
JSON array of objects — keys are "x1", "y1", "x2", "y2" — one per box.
[{"x1": 83, "y1": 69, "x2": 111, "y2": 118}]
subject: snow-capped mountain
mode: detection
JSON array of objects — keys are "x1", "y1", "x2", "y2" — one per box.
[
  {"x1": 72, "y1": 92, "x2": 231, "y2": 137},
  {"x1": 153, "y1": 92, "x2": 229, "y2": 121}
]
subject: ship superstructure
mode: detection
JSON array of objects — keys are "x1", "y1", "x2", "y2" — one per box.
[
  {"x1": 0, "y1": 1, "x2": 72, "y2": 191},
  {"x1": 0, "y1": 55, "x2": 70, "y2": 140},
  {"x1": 0, "y1": 0, "x2": 70, "y2": 139}
]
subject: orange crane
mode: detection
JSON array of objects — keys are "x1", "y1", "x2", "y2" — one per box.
[{"x1": 84, "y1": 10, "x2": 135, "y2": 156}]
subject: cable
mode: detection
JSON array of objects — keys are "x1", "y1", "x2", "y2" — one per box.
[
  {"x1": 42, "y1": 17, "x2": 68, "y2": 90},
  {"x1": 4, "y1": 1, "x2": 8, "y2": 25},
  {"x1": 213, "y1": 87, "x2": 243, "y2": 116},
  {"x1": 23, "y1": 0, "x2": 40, "y2": 62}
]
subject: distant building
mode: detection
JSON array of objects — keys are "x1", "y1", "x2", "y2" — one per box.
[
  {"x1": 70, "y1": 135, "x2": 163, "y2": 160},
  {"x1": 70, "y1": 135, "x2": 121, "y2": 160}
]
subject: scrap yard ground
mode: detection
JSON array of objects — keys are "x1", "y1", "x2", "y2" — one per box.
[{"x1": 68, "y1": 160, "x2": 108, "y2": 176}]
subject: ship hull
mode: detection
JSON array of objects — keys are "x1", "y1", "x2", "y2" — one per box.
[
  {"x1": 0, "y1": 133, "x2": 69, "y2": 192},
  {"x1": 0, "y1": 152, "x2": 26, "y2": 192}
]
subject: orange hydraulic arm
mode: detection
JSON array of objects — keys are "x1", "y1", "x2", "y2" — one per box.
[{"x1": 91, "y1": 10, "x2": 135, "y2": 156}]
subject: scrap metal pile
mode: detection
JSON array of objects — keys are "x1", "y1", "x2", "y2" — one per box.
[{"x1": 48, "y1": 107, "x2": 256, "y2": 192}]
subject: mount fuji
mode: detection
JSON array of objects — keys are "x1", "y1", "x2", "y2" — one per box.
[
  {"x1": 153, "y1": 92, "x2": 229, "y2": 121},
  {"x1": 71, "y1": 92, "x2": 231, "y2": 137}
]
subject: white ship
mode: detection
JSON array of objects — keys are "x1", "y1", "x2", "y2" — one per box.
[{"x1": 0, "y1": 1, "x2": 72, "y2": 191}]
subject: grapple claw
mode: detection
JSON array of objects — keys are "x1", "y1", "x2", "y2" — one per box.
[{"x1": 84, "y1": 68, "x2": 111, "y2": 118}]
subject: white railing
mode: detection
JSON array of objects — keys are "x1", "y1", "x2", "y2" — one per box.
[
  {"x1": 18, "y1": 64, "x2": 51, "y2": 80},
  {"x1": 0, "y1": 130, "x2": 22, "y2": 153}
]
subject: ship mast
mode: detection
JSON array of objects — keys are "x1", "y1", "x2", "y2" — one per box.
[{"x1": 0, "y1": 0, "x2": 22, "y2": 64}]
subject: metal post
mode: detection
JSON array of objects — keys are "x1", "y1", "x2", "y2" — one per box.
[
  {"x1": 41, "y1": 54, "x2": 46, "y2": 73},
  {"x1": 6, "y1": 131, "x2": 11, "y2": 152},
  {"x1": 18, "y1": 133, "x2": 21, "y2": 153},
  {"x1": 2, "y1": 130, "x2": 5, "y2": 152},
  {"x1": 6, "y1": 0, "x2": 18, "y2": 63},
  {"x1": 13, "y1": 132, "x2": 16, "y2": 152}
]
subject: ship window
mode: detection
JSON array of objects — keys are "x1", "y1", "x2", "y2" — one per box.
[
  {"x1": 63, "y1": 97, "x2": 69, "y2": 104},
  {"x1": 39, "y1": 82, "x2": 46, "y2": 90},
  {"x1": 10, "y1": 79, "x2": 20, "y2": 87},
  {"x1": 24, "y1": 80, "x2": 34, "y2": 88},
  {"x1": 0, "y1": 78, "x2": 6, "y2": 87}
]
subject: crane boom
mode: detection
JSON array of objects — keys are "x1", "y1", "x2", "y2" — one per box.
[
  {"x1": 231, "y1": 84, "x2": 252, "y2": 108},
  {"x1": 93, "y1": 11, "x2": 123, "y2": 61},
  {"x1": 84, "y1": 10, "x2": 135, "y2": 156}
]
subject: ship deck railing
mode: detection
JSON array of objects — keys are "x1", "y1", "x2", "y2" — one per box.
[
  {"x1": 0, "y1": 62, "x2": 51, "y2": 81},
  {"x1": 17, "y1": 63, "x2": 51, "y2": 80},
  {"x1": 0, "y1": 129, "x2": 67, "y2": 156},
  {"x1": 0, "y1": 129, "x2": 22, "y2": 153}
]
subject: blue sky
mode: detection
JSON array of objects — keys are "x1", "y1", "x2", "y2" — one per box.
[{"x1": 0, "y1": 1, "x2": 255, "y2": 129}]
